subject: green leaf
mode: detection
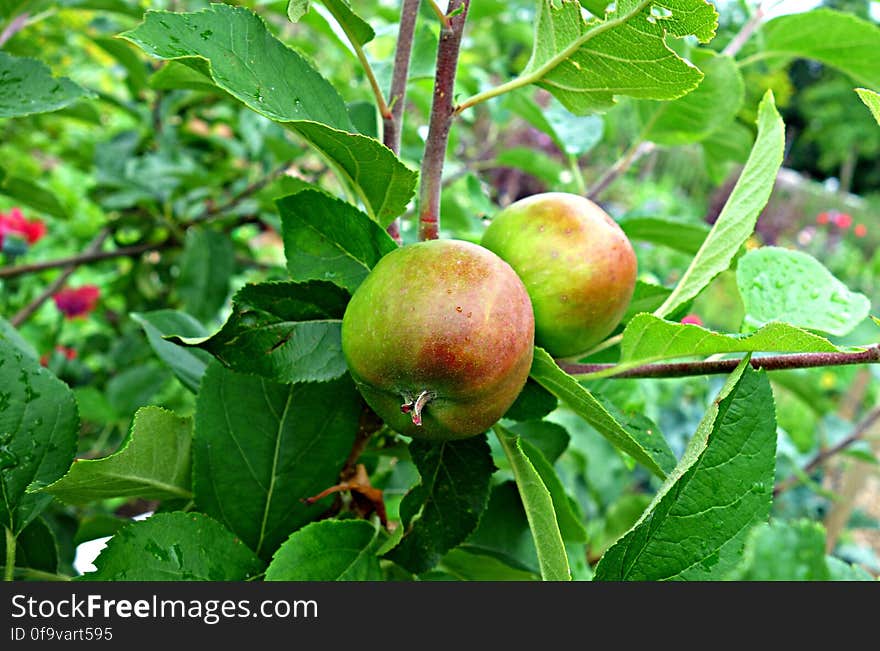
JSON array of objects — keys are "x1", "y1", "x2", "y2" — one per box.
[
  {"x1": 84, "y1": 512, "x2": 265, "y2": 581},
  {"x1": 0, "y1": 165, "x2": 69, "y2": 220},
  {"x1": 121, "y1": 4, "x2": 351, "y2": 129},
  {"x1": 726, "y1": 520, "x2": 830, "y2": 581},
  {"x1": 856, "y1": 88, "x2": 880, "y2": 125},
  {"x1": 530, "y1": 347, "x2": 673, "y2": 478},
  {"x1": 288, "y1": 0, "x2": 375, "y2": 47},
  {"x1": 171, "y1": 281, "x2": 350, "y2": 385},
  {"x1": 463, "y1": 480, "x2": 539, "y2": 574},
  {"x1": 193, "y1": 362, "x2": 361, "y2": 560},
  {"x1": 121, "y1": 4, "x2": 416, "y2": 223},
  {"x1": 700, "y1": 119, "x2": 754, "y2": 183},
  {"x1": 623, "y1": 281, "x2": 673, "y2": 322},
  {"x1": 131, "y1": 310, "x2": 213, "y2": 393},
  {"x1": 292, "y1": 122, "x2": 417, "y2": 225},
  {"x1": 177, "y1": 227, "x2": 236, "y2": 323},
  {"x1": 618, "y1": 214, "x2": 711, "y2": 255},
  {"x1": 0, "y1": 52, "x2": 92, "y2": 118},
  {"x1": 639, "y1": 49, "x2": 744, "y2": 145},
  {"x1": 0, "y1": 317, "x2": 38, "y2": 361},
  {"x1": 436, "y1": 547, "x2": 539, "y2": 581},
  {"x1": 594, "y1": 360, "x2": 777, "y2": 580},
  {"x1": 0, "y1": 517, "x2": 58, "y2": 577},
  {"x1": 518, "y1": 437, "x2": 587, "y2": 544},
  {"x1": 384, "y1": 435, "x2": 495, "y2": 574},
  {"x1": 494, "y1": 425, "x2": 570, "y2": 581},
  {"x1": 0, "y1": 340, "x2": 79, "y2": 534},
  {"x1": 266, "y1": 519, "x2": 382, "y2": 580},
  {"x1": 91, "y1": 36, "x2": 150, "y2": 96},
  {"x1": 105, "y1": 362, "x2": 171, "y2": 418},
  {"x1": 736, "y1": 247, "x2": 872, "y2": 337},
  {"x1": 582, "y1": 313, "x2": 848, "y2": 380},
  {"x1": 39, "y1": 407, "x2": 192, "y2": 505},
  {"x1": 760, "y1": 9, "x2": 880, "y2": 90},
  {"x1": 509, "y1": 420, "x2": 570, "y2": 464},
  {"x1": 504, "y1": 91, "x2": 604, "y2": 156},
  {"x1": 655, "y1": 90, "x2": 784, "y2": 318},
  {"x1": 278, "y1": 190, "x2": 398, "y2": 293},
  {"x1": 502, "y1": 378, "x2": 559, "y2": 423},
  {"x1": 521, "y1": 0, "x2": 717, "y2": 114}
]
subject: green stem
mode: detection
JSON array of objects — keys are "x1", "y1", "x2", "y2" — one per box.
[
  {"x1": 4, "y1": 526, "x2": 15, "y2": 582},
  {"x1": 454, "y1": 0, "x2": 652, "y2": 115}
]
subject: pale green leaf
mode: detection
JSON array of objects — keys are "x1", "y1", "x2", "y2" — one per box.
[
  {"x1": 521, "y1": 0, "x2": 717, "y2": 114},
  {"x1": 639, "y1": 49, "x2": 744, "y2": 145},
  {"x1": 40, "y1": 407, "x2": 192, "y2": 504},
  {"x1": 760, "y1": 9, "x2": 880, "y2": 90},
  {"x1": 655, "y1": 90, "x2": 784, "y2": 317},
  {"x1": 288, "y1": 0, "x2": 374, "y2": 46},
  {"x1": 856, "y1": 88, "x2": 880, "y2": 125},
  {"x1": 737, "y1": 247, "x2": 871, "y2": 337},
  {"x1": 594, "y1": 361, "x2": 776, "y2": 580},
  {"x1": 580, "y1": 313, "x2": 849, "y2": 380},
  {"x1": 530, "y1": 347, "x2": 674, "y2": 478},
  {"x1": 494, "y1": 425, "x2": 571, "y2": 581},
  {"x1": 727, "y1": 520, "x2": 830, "y2": 581}
]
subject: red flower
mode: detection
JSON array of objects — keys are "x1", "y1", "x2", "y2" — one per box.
[
  {"x1": 816, "y1": 212, "x2": 830, "y2": 225},
  {"x1": 854, "y1": 223, "x2": 867, "y2": 238},
  {"x1": 52, "y1": 285, "x2": 101, "y2": 319},
  {"x1": 681, "y1": 314, "x2": 704, "y2": 327},
  {"x1": 0, "y1": 207, "x2": 47, "y2": 247},
  {"x1": 833, "y1": 212, "x2": 852, "y2": 229}
]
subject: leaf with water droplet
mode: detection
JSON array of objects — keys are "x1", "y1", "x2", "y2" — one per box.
[
  {"x1": 0, "y1": 51, "x2": 93, "y2": 118},
  {"x1": 737, "y1": 247, "x2": 872, "y2": 337},
  {"x1": 120, "y1": 3, "x2": 415, "y2": 224},
  {"x1": 0, "y1": 339, "x2": 79, "y2": 535},
  {"x1": 84, "y1": 512, "x2": 264, "y2": 581}
]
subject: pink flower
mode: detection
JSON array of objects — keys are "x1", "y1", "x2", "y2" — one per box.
[
  {"x1": 0, "y1": 207, "x2": 47, "y2": 247},
  {"x1": 681, "y1": 314, "x2": 703, "y2": 327},
  {"x1": 832, "y1": 212, "x2": 852, "y2": 229},
  {"x1": 52, "y1": 285, "x2": 100, "y2": 319},
  {"x1": 816, "y1": 212, "x2": 830, "y2": 225},
  {"x1": 854, "y1": 224, "x2": 867, "y2": 238}
]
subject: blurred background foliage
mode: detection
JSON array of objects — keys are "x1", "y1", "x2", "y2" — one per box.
[{"x1": 0, "y1": 0, "x2": 878, "y2": 578}]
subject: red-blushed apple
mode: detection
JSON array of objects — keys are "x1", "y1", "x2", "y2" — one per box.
[
  {"x1": 341, "y1": 239, "x2": 535, "y2": 441},
  {"x1": 481, "y1": 192, "x2": 637, "y2": 358}
]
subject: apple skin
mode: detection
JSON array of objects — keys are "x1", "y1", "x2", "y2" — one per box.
[
  {"x1": 341, "y1": 239, "x2": 535, "y2": 441},
  {"x1": 480, "y1": 192, "x2": 637, "y2": 358}
]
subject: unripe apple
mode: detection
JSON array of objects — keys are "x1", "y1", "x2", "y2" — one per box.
[
  {"x1": 341, "y1": 239, "x2": 535, "y2": 441},
  {"x1": 481, "y1": 192, "x2": 637, "y2": 358}
]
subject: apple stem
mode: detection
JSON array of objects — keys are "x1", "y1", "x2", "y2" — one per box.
[{"x1": 410, "y1": 390, "x2": 435, "y2": 427}]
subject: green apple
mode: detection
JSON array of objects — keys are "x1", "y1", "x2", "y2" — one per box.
[
  {"x1": 341, "y1": 239, "x2": 535, "y2": 441},
  {"x1": 481, "y1": 192, "x2": 637, "y2": 358}
]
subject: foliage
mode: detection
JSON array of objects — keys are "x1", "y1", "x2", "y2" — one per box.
[{"x1": 0, "y1": 0, "x2": 878, "y2": 583}]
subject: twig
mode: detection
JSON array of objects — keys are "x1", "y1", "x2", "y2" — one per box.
[
  {"x1": 418, "y1": 0, "x2": 471, "y2": 241},
  {"x1": 188, "y1": 162, "x2": 292, "y2": 225},
  {"x1": 560, "y1": 346, "x2": 880, "y2": 380},
  {"x1": 383, "y1": 0, "x2": 421, "y2": 244},
  {"x1": 9, "y1": 230, "x2": 110, "y2": 327},
  {"x1": 721, "y1": 2, "x2": 774, "y2": 58},
  {"x1": 0, "y1": 236, "x2": 172, "y2": 280},
  {"x1": 586, "y1": 141, "x2": 656, "y2": 201},
  {"x1": 774, "y1": 406, "x2": 880, "y2": 498}
]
